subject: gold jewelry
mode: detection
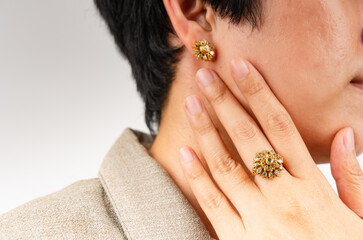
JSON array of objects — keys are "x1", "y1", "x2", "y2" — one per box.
[
  {"x1": 251, "y1": 149, "x2": 284, "y2": 179},
  {"x1": 193, "y1": 40, "x2": 215, "y2": 61}
]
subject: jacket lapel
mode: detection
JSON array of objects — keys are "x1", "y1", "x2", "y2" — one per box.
[{"x1": 98, "y1": 127, "x2": 213, "y2": 240}]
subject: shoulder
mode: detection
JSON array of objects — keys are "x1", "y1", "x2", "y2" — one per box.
[{"x1": 0, "y1": 178, "x2": 127, "y2": 240}]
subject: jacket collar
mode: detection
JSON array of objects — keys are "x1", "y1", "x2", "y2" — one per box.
[{"x1": 98, "y1": 127, "x2": 213, "y2": 239}]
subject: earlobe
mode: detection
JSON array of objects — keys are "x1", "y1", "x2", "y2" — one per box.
[{"x1": 163, "y1": 0, "x2": 215, "y2": 54}]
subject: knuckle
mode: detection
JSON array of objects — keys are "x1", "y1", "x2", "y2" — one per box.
[
  {"x1": 204, "y1": 192, "x2": 225, "y2": 209},
  {"x1": 282, "y1": 206, "x2": 305, "y2": 224},
  {"x1": 267, "y1": 111, "x2": 295, "y2": 136},
  {"x1": 187, "y1": 168, "x2": 205, "y2": 181},
  {"x1": 228, "y1": 171, "x2": 252, "y2": 194},
  {"x1": 210, "y1": 85, "x2": 228, "y2": 105},
  {"x1": 342, "y1": 164, "x2": 363, "y2": 180},
  {"x1": 280, "y1": 196, "x2": 306, "y2": 222},
  {"x1": 195, "y1": 121, "x2": 215, "y2": 137},
  {"x1": 232, "y1": 119, "x2": 259, "y2": 141},
  {"x1": 213, "y1": 153, "x2": 240, "y2": 177},
  {"x1": 242, "y1": 76, "x2": 265, "y2": 96}
]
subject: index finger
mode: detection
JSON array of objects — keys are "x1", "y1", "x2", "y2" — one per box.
[{"x1": 231, "y1": 58, "x2": 316, "y2": 178}]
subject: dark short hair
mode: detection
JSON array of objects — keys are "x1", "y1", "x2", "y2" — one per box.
[{"x1": 93, "y1": 0, "x2": 262, "y2": 138}]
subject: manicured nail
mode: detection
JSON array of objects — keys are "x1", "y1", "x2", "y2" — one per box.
[
  {"x1": 231, "y1": 58, "x2": 249, "y2": 79},
  {"x1": 197, "y1": 68, "x2": 214, "y2": 87},
  {"x1": 185, "y1": 95, "x2": 202, "y2": 115},
  {"x1": 343, "y1": 127, "x2": 355, "y2": 151},
  {"x1": 180, "y1": 147, "x2": 194, "y2": 163}
]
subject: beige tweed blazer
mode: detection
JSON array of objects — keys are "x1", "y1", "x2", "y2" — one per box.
[{"x1": 0, "y1": 127, "x2": 215, "y2": 240}]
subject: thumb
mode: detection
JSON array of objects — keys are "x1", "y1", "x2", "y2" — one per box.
[{"x1": 330, "y1": 127, "x2": 363, "y2": 218}]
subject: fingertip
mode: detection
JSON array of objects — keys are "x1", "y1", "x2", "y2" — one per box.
[
  {"x1": 330, "y1": 127, "x2": 359, "y2": 181},
  {"x1": 330, "y1": 128, "x2": 347, "y2": 178},
  {"x1": 231, "y1": 58, "x2": 250, "y2": 80},
  {"x1": 343, "y1": 127, "x2": 355, "y2": 152},
  {"x1": 179, "y1": 146, "x2": 194, "y2": 163},
  {"x1": 196, "y1": 68, "x2": 214, "y2": 87},
  {"x1": 185, "y1": 95, "x2": 203, "y2": 116}
]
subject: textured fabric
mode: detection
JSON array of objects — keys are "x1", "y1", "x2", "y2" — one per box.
[
  {"x1": 0, "y1": 127, "x2": 214, "y2": 240},
  {"x1": 0, "y1": 179, "x2": 125, "y2": 240}
]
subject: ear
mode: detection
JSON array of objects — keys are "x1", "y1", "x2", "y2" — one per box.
[{"x1": 163, "y1": 0, "x2": 216, "y2": 54}]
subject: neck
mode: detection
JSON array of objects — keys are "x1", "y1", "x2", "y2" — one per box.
[{"x1": 148, "y1": 57, "x2": 219, "y2": 239}]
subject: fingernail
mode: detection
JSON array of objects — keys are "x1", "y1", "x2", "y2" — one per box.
[
  {"x1": 197, "y1": 69, "x2": 214, "y2": 87},
  {"x1": 185, "y1": 95, "x2": 202, "y2": 115},
  {"x1": 231, "y1": 58, "x2": 249, "y2": 79},
  {"x1": 343, "y1": 127, "x2": 355, "y2": 151},
  {"x1": 180, "y1": 147, "x2": 194, "y2": 162}
]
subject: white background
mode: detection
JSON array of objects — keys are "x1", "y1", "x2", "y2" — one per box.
[{"x1": 0, "y1": 0, "x2": 362, "y2": 215}]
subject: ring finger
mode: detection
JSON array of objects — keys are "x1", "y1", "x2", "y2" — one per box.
[{"x1": 195, "y1": 68, "x2": 292, "y2": 190}]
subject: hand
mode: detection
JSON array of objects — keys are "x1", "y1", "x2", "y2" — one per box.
[{"x1": 178, "y1": 58, "x2": 363, "y2": 240}]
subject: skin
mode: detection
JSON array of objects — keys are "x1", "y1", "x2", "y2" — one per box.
[
  {"x1": 179, "y1": 61, "x2": 363, "y2": 239},
  {"x1": 149, "y1": 0, "x2": 363, "y2": 238}
]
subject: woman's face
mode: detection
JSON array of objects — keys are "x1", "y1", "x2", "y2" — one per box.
[{"x1": 213, "y1": 0, "x2": 363, "y2": 162}]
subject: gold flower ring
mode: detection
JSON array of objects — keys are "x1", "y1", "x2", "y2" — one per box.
[{"x1": 251, "y1": 149, "x2": 284, "y2": 179}]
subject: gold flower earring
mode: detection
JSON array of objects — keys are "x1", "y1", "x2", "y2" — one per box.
[{"x1": 193, "y1": 40, "x2": 215, "y2": 61}]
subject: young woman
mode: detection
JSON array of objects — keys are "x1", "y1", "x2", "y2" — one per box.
[{"x1": 1, "y1": 0, "x2": 363, "y2": 239}]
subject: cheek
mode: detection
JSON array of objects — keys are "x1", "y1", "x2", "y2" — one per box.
[
  {"x1": 216, "y1": 0, "x2": 359, "y2": 160},
  {"x1": 260, "y1": 1, "x2": 358, "y2": 158},
  {"x1": 255, "y1": 0, "x2": 353, "y2": 96}
]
